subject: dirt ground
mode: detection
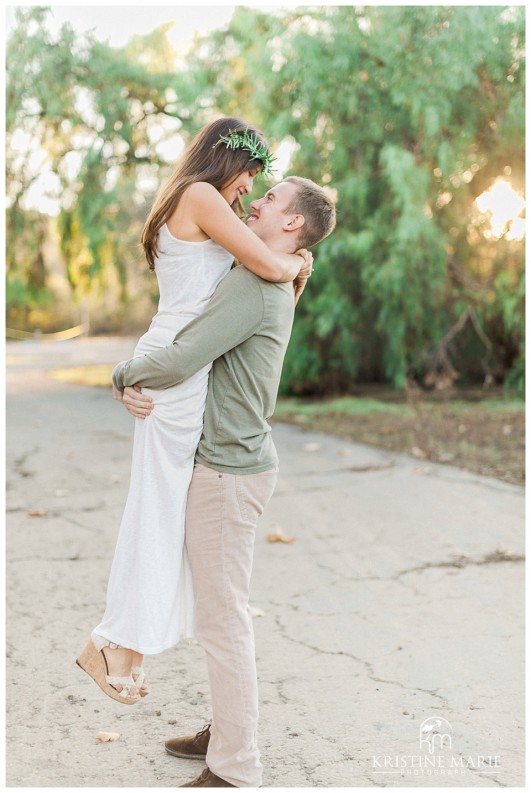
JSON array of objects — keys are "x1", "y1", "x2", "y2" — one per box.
[{"x1": 274, "y1": 387, "x2": 525, "y2": 486}]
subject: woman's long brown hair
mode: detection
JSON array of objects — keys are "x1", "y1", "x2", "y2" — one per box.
[{"x1": 141, "y1": 117, "x2": 269, "y2": 270}]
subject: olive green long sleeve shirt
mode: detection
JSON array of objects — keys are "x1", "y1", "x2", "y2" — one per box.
[{"x1": 112, "y1": 266, "x2": 295, "y2": 474}]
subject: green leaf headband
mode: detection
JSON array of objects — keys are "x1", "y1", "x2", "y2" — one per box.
[{"x1": 215, "y1": 128, "x2": 276, "y2": 178}]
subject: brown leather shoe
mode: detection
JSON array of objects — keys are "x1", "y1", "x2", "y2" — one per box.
[
  {"x1": 165, "y1": 724, "x2": 211, "y2": 760},
  {"x1": 179, "y1": 767, "x2": 235, "y2": 787}
]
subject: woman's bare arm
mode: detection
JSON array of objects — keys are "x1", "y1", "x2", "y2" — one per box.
[{"x1": 186, "y1": 182, "x2": 305, "y2": 282}]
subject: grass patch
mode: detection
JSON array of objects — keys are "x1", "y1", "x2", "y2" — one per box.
[
  {"x1": 273, "y1": 394, "x2": 524, "y2": 486},
  {"x1": 275, "y1": 396, "x2": 415, "y2": 418},
  {"x1": 49, "y1": 364, "x2": 114, "y2": 387}
]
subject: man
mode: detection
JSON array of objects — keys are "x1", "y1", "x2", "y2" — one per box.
[{"x1": 112, "y1": 176, "x2": 336, "y2": 787}]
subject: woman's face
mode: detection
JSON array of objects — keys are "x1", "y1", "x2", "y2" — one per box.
[{"x1": 220, "y1": 167, "x2": 261, "y2": 205}]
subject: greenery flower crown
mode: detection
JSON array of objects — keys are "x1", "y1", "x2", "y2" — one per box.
[{"x1": 215, "y1": 129, "x2": 276, "y2": 178}]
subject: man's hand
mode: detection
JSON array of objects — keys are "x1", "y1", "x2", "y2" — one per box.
[
  {"x1": 116, "y1": 385, "x2": 154, "y2": 419},
  {"x1": 296, "y1": 248, "x2": 314, "y2": 279},
  {"x1": 293, "y1": 248, "x2": 314, "y2": 305}
]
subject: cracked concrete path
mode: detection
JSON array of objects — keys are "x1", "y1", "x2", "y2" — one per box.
[{"x1": 6, "y1": 338, "x2": 525, "y2": 787}]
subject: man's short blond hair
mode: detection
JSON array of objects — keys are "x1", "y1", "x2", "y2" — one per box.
[{"x1": 284, "y1": 176, "x2": 336, "y2": 248}]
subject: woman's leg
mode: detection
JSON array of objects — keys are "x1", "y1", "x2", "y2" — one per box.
[
  {"x1": 82, "y1": 372, "x2": 207, "y2": 704},
  {"x1": 93, "y1": 384, "x2": 200, "y2": 654}
]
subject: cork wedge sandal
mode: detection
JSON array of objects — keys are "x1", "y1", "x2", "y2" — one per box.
[
  {"x1": 132, "y1": 666, "x2": 149, "y2": 697},
  {"x1": 76, "y1": 635, "x2": 141, "y2": 705}
]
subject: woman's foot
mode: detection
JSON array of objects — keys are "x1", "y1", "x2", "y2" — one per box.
[
  {"x1": 75, "y1": 634, "x2": 141, "y2": 704},
  {"x1": 131, "y1": 650, "x2": 149, "y2": 697},
  {"x1": 101, "y1": 646, "x2": 139, "y2": 696}
]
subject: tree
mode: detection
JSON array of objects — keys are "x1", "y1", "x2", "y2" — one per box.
[
  {"x1": 183, "y1": 5, "x2": 525, "y2": 391},
  {"x1": 6, "y1": 6, "x2": 192, "y2": 323},
  {"x1": 7, "y1": 6, "x2": 524, "y2": 393}
]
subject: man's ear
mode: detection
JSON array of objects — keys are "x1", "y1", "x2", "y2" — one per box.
[{"x1": 283, "y1": 213, "x2": 305, "y2": 232}]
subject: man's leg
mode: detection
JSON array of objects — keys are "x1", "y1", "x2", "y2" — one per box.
[{"x1": 185, "y1": 463, "x2": 278, "y2": 788}]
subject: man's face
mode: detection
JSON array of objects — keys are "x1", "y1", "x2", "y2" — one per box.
[{"x1": 245, "y1": 181, "x2": 299, "y2": 242}]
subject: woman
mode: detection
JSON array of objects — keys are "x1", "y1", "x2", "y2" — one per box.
[{"x1": 76, "y1": 117, "x2": 311, "y2": 704}]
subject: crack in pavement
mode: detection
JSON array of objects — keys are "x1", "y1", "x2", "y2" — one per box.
[
  {"x1": 8, "y1": 555, "x2": 108, "y2": 563},
  {"x1": 280, "y1": 460, "x2": 523, "y2": 495},
  {"x1": 6, "y1": 505, "x2": 105, "y2": 515},
  {"x1": 272, "y1": 547, "x2": 524, "y2": 603},
  {"x1": 273, "y1": 463, "x2": 395, "y2": 492},
  {"x1": 273, "y1": 615, "x2": 448, "y2": 706},
  {"x1": 286, "y1": 462, "x2": 395, "y2": 477},
  {"x1": 12, "y1": 447, "x2": 40, "y2": 478},
  {"x1": 396, "y1": 549, "x2": 524, "y2": 577}
]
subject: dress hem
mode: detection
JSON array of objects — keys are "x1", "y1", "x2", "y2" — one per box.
[{"x1": 91, "y1": 630, "x2": 197, "y2": 656}]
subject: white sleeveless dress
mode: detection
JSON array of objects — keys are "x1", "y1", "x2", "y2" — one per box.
[{"x1": 94, "y1": 224, "x2": 234, "y2": 654}]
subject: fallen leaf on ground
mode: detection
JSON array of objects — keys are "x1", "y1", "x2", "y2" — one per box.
[
  {"x1": 249, "y1": 607, "x2": 266, "y2": 618},
  {"x1": 27, "y1": 510, "x2": 47, "y2": 517},
  {"x1": 97, "y1": 731, "x2": 120, "y2": 742},
  {"x1": 411, "y1": 446, "x2": 428, "y2": 460},
  {"x1": 266, "y1": 525, "x2": 294, "y2": 544},
  {"x1": 439, "y1": 452, "x2": 455, "y2": 462},
  {"x1": 303, "y1": 442, "x2": 321, "y2": 452}
]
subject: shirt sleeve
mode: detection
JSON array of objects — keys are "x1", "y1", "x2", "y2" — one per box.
[{"x1": 112, "y1": 268, "x2": 265, "y2": 391}]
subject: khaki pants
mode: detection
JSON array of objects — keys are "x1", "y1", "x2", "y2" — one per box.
[{"x1": 185, "y1": 463, "x2": 278, "y2": 787}]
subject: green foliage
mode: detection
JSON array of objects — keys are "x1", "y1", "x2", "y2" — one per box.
[
  {"x1": 6, "y1": 6, "x2": 190, "y2": 320},
  {"x1": 6, "y1": 207, "x2": 52, "y2": 311},
  {"x1": 489, "y1": 257, "x2": 525, "y2": 394},
  {"x1": 275, "y1": 396, "x2": 415, "y2": 418},
  {"x1": 218, "y1": 129, "x2": 276, "y2": 177},
  {"x1": 182, "y1": 4, "x2": 524, "y2": 391}
]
